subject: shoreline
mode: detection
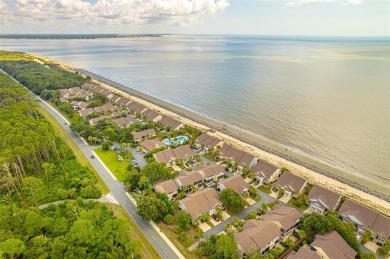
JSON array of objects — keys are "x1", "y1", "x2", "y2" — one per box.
[{"x1": 33, "y1": 54, "x2": 390, "y2": 215}]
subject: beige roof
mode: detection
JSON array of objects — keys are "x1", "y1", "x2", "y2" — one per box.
[
  {"x1": 287, "y1": 247, "x2": 320, "y2": 259},
  {"x1": 160, "y1": 116, "x2": 182, "y2": 130},
  {"x1": 275, "y1": 172, "x2": 307, "y2": 193},
  {"x1": 89, "y1": 114, "x2": 111, "y2": 125},
  {"x1": 93, "y1": 103, "x2": 115, "y2": 113},
  {"x1": 140, "y1": 138, "x2": 164, "y2": 152},
  {"x1": 117, "y1": 97, "x2": 131, "y2": 106},
  {"x1": 154, "y1": 179, "x2": 178, "y2": 195},
  {"x1": 179, "y1": 188, "x2": 221, "y2": 219},
  {"x1": 194, "y1": 164, "x2": 225, "y2": 178},
  {"x1": 308, "y1": 185, "x2": 341, "y2": 211},
  {"x1": 132, "y1": 129, "x2": 156, "y2": 140},
  {"x1": 110, "y1": 95, "x2": 121, "y2": 102},
  {"x1": 253, "y1": 160, "x2": 278, "y2": 178},
  {"x1": 219, "y1": 144, "x2": 256, "y2": 167},
  {"x1": 235, "y1": 220, "x2": 280, "y2": 254},
  {"x1": 339, "y1": 199, "x2": 390, "y2": 239},
  {"x1": 196, "y1": 133, "x2": 222, "y2": 149},
  {"x1": 262, "y1": 205, "x2": 302, "y2": 230},
  {"x1": 175, "y1": 171, "x2": 203, "y2": 187},
  {"x1": 126, "y1": 102, "x2": 146, "y2": 113},
  {"x1": 71, "y1": 101, "x2": 88, "y2": 109},
  {"x1": 154, "y1": 145, "x2": 194, "y2": 163},
  {"x1": 219, "y1": 175, "x2": 249, "y2": 194},
  {"x1": 79, "y1": 108, "x2": 94, "y2": 117},
  {"x1": 142, "y1": 109, "x2": 161, "y2": 121},
  {"x1": 115, "y1": 116, "x2": 136, "y2": 127},
  {"x1": 82, "y1": 82, "x2": 99, "y2": 91},
  {"x1": 59, "y1": 86, "x2": 83, "y2": 97},
  {"x1": 311, "y1": 231, "x2": 357, "y2": 259}
]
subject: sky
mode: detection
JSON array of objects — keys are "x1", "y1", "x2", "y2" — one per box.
[{"x1": 0, "y1": 0, "x2": 388, "y2": 36}]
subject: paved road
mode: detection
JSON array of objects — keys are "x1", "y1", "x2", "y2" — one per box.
[{"x1": 39, "y1": 100, "x2": 178, "y2": 259}]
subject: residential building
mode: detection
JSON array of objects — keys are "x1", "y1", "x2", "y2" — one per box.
[
  {"x1": 89, "y1": 111, "x2": 122, "y2": 126},
  {"x1": 70, "y1": 101, "x2": 88, "y2": 111},
  {"x1": 174, "y1": 171, "x2": 203, "y2": 193},
  {"x1": 307, "y1": 185, "x2": 341, "y2": 215},
  {"x1": 141, "y1": 109, "x2": 162, "y2": 122},
  {"x1": 109, "y1": 94, "x2": 121, "y2": 103},
  {"x1": 153, "y1": 179, "x2": 178, "y2": 201},
  {"x1": 79, "y1": 108, "x2": 94, "y2": 117},
  {"x1": 252, "y1": 160, "x2": 281, "y2": 184},
  {"x1": 195, "y1": 133, "x2": 223, "y2": 151},
  {"x1": 153, "y1": 145, "x2": 194, "y2": 164},
  {"x1": 126, "y1": 102, "x2": 147, "y2": 114},
  {"x1": 132, "y1": 129, "x2": 156, "y2": 142},
  {"x1": 275, "y1": 172, "x2": 308, "y2": 198},
  {"x1": 262, "y1": 205, "x2": 302, "y2": 240},
  {"x1": 310, "y1": 230, "x2": 357, "y2": 259},
  {"x1": 287, "y1": 247, "x2": 320, "y2": 259},
  {"x1": 178, "y1": 188, "x2": 221, "y2": 221},
  {"x1": 117, "y1": 97, "x2": 131, "y2": 106},
  {"x1": 140, "y1": 138, "x2": 164, "y2": 153},
  {"x1": 59, "y1": 86, "x2": 84, "y2": 102},
  {"x1": 218, "y1": 144, "x2": 257, "y2": 168},
  {"x1": 159, "y1": 116, "x2": 183, "y2": 131},
  {"x1": 93, "y1": 103, "x2": 115, "y2": 113},
  {"x1": 194, "y1": 164, "x2": 225, "y2": 186},
  {"x1": 217, "y1": 175, "x2": 249, "y2": 195},
  {"x1": 338, "y1": 199, "x2": 390, "y2": 245},
  {"x1": 115, "y1": 116, "x2": 136, "y2": 127},
  {"x1": 235, "y1": 220, "x2": 281, "y2": 256}
]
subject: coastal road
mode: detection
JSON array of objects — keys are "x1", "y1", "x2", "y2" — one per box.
[{"x1": 38, "y1": 100, "x2": 178, "y2": 259}]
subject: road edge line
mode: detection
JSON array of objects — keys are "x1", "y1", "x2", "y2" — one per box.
[{"x1": 92, "y1": 151, "x2": 118, "y2": 181}]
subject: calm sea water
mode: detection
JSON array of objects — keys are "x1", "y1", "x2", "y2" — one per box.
[{"x1": 1, "y1": 35, "x2": 389, "y2": 193}]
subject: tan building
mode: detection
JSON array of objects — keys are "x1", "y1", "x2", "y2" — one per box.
[
  {"x1": 153, "y1": 145, "x2": 194, "y2": 164},
  {"x1": 195, "y1": 133, "x2": 223, "y2": 150},
  {"x1": 141, "y1": 109, "x2": 162, "y2": 122},
  {"x1": 262, "y1": 205, "x2": 302, "y2": 240},
  {"x1": 275, "y1": 172, "x2": 308, "y2": 198},
  {"x1": 178, "y1": 188, "x2": 221, "y2": 220},
  {"x1": 79, "y1": 108, "x2": 94, "y2": 117},
  {"x1": 59, "y1": 86, "x2": 85, "y2": 102},
  {"x1": 70, "y1": 101, "x2": 88, "y2": 111},
  {"x1": 174, "y1": 171, "x2": 203, "y2": 193},
  {"x1": 235, "y1": 220, "x2": 281, "y2": 256},
  {"x1": 126, "y1": 102, "x2": 147, "y2": 114},
  {"x1": 140, "y1": 138, "x2": 164, "y2": 153},
  {"x1": 115, "y1": 116, "x2": 136, "y2": 127},
  {"x1": 218, "y1": 144, "x2": 257, "y2": 168},
  {"x1": 310, "y1": 230, "x2": 357, "y2": 259},
  {"x1": 217, "y1": 175, "x2": 249, "y2": 195},
  {"x1": 116, "y1": 97, "x2": 131, "y2": 106},
  {"x1": 132, "y1": 129, "x2": 157, "y2": 142},
  {"x1": 194, "y1": 164, "x2": 225, "y2": 186},
  {"x1": 252, "y1": 160, "x2": 281, "y2": 184},
  {"x1": 159, "y1": 116, "x2": 183, "y2": 131},
  {"x1": 287, "y1": 247, "x2": 320, "y2": 259},
  {"x1": 153, "y1": 179, "x2": 178, "y2": 201},
  {"x1": 338, "y1": 199, "x2": 390, "y2": 246},
  {"x1": 308, "y1": 185, "x2": 341, "y2": 215}
]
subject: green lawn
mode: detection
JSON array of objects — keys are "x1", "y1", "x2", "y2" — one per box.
[
  {"x1": 95, "y1": 148, "x2": 130, "y2": 182},
  {"x1": 110, "y1": 204, "x2": 161, "y2": 259},
  {"x1": 288, "y1": 195, "x2": 309, "y2": 211},
  {"x1": 257, "y1": 184, "x2": 272, "y2": 194}
]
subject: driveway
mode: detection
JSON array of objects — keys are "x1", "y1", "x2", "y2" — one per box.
[{"x1": 130, "y1": 147, "x2": 147, "y2": 168}]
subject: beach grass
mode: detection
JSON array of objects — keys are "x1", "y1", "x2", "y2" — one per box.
[
  {"x1": 109, "y1": 204, "x2": 161, "y2": 259},
  {"x1": 95, "y1": 148, "x2": 130, "y2": 182},
  {"x1": 36, "y1": 105, "x2": 110, "y2": 195}
]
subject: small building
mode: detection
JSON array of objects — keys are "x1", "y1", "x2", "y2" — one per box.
[
  {"x1": 252, "y1": 160, "x2": 281, "y2": 184},
  {"x1": 174, "y1": 171, "x2": 203, "y2": 193},
  {"x1": 217, "y1": 175, "x2": 249, "y2": 195},
  {"x1": 307, "y1": 185, "x2": 341, "y2": 215},
  {"x1": 140, "y1": 138, "x2": 165, "y2": 153},
  {"x1": 141, "y1": 109, "x2": 162, "y2": 122},
  {"x1": 115, "y1": 116, "x2": 136, "y2": 127},
  {"x1": 126, "y1": 102, "x2": 147, "y2": 114},
  {"x1": 79, "y1": 108, "x2": 94, "y2": 117},
  {"x1": 235, "y1": 220, "x2": 281, "y2": 256},
  {"x1": 116, "y1": 97, "x2": 131, "y2": 106},
  {"x1": 178, "y1": 188, "x2": 221, "y2": 221},
  {"x1": 153, "y1": 145, "x2": 194, "y2": 164},
  {"x1": 194, "y1": 164, "x2": 225, "y2": 186},
  {"x1": 310, "y1": 230, "x2": 357, "y2": 259},
  {"x1": 287, "y1": 247, "x2": 320, "y2": 259},
  {"x1": 153, "y1": 179, "x2": 178, "y2": 201},
  {"x1": 59, "y1": 86, "x2": 85, "y2": 101},
  {"x1": 109, "y1": 94, "x2": 121, "y2": 103},
  {"x1": 338, "y1": 199, "x2": 390, "y2": 246},
  {"x1": 275, "y1": 172, "x2": 308, "y2": 198},
  {"x1": 93, "y1": 103, "x2": 116, "y2": 113},
  {"x1": 70, "y1": 101, "x2": 88, "y2": 111},
  {"x1": 218, "y1": 144, "x2": 257, "y2": 168},
  {"x1": 195, "y1": 133, "x2": 223, "y2": 151},
  {"x1": 132, "y1": 129, "x2": 157, "y2": 142},
  {"x1": 159, "y1": 116, "x2": 183, "y2": 131},
  {"x1": 262, "y1": 205, "x2": 302, "y2": 240}
]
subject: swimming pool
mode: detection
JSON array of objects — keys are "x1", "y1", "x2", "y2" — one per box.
[{"x1": 164, "y1": 136, "x2": 188, "y2": 145}]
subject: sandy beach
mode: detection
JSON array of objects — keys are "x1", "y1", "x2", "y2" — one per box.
[{"x1": 36, "y1": 54, "x2": 390, "y2": 215}]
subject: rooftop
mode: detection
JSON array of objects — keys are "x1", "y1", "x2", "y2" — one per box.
[
  {"x1": 179, "y1": 188, "x2": 221, "y2": 219},
  {"x1": 308, "y1": 185, "x2": 341, "y2": 210},
  {"x1": 311, "y1": 230, "x2": 357, "y2": 259}
]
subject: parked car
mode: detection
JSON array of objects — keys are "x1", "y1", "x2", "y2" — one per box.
[
  {"x1": 213, "y1": 215, "x2": 220, "y2": 222},
  {"x1": 91, "y1": 155, "x2": 95, "y2": 159},
  {"x1": 253, "y1": 180, "x2": 260, "y2": 186}
]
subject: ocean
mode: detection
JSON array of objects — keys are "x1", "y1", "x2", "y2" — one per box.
[{"x1": 1, "y1": 35, "x2": 389, "y2": 194}]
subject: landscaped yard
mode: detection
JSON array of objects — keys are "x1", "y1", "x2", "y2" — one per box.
[
  {"x1": 287, "y1": 194, "x2": 309, "y2": 211},
  {"x1": 95, "y1": 148, "x2": 130, "y2": 182},
  {"x1": 257, "y1": 184, "x2": 272, "y2": 194}
]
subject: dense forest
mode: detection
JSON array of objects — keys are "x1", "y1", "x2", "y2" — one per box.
[{"x1": 0, "y1": 56, "x2": 142, "y2": 258}]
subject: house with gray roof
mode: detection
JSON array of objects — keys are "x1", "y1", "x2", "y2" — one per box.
[{"x1": 307, "y1": 185, "x2": 341, "y2": 215}]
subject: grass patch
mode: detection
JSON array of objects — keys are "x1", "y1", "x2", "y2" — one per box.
[
  {"x1": 95, "y1": 148, "x2": 130, "y2": 182},
  {"x1": 110, "y1": 204, "x2": 161, "y2": 259},
  {"x1": 156, "y1": 222, "x2": 202, "y2": 259},
  {"x1": 287, "y1": 194, "x2": 309, "y2": 211},
  {"x1": 36, "y1": 104, "x2": 109, "y2": 195},
  {"x1": 257, "y1": 184, "x2": 272, "y2": 194}
]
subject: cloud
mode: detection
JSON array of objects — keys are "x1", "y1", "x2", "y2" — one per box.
[
  {"x1": 286, "y1": 0, "x2": 362, "y2": 6},
  {"x1": 1, "y1": 0, "x2": 230, "y2": 26}
]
